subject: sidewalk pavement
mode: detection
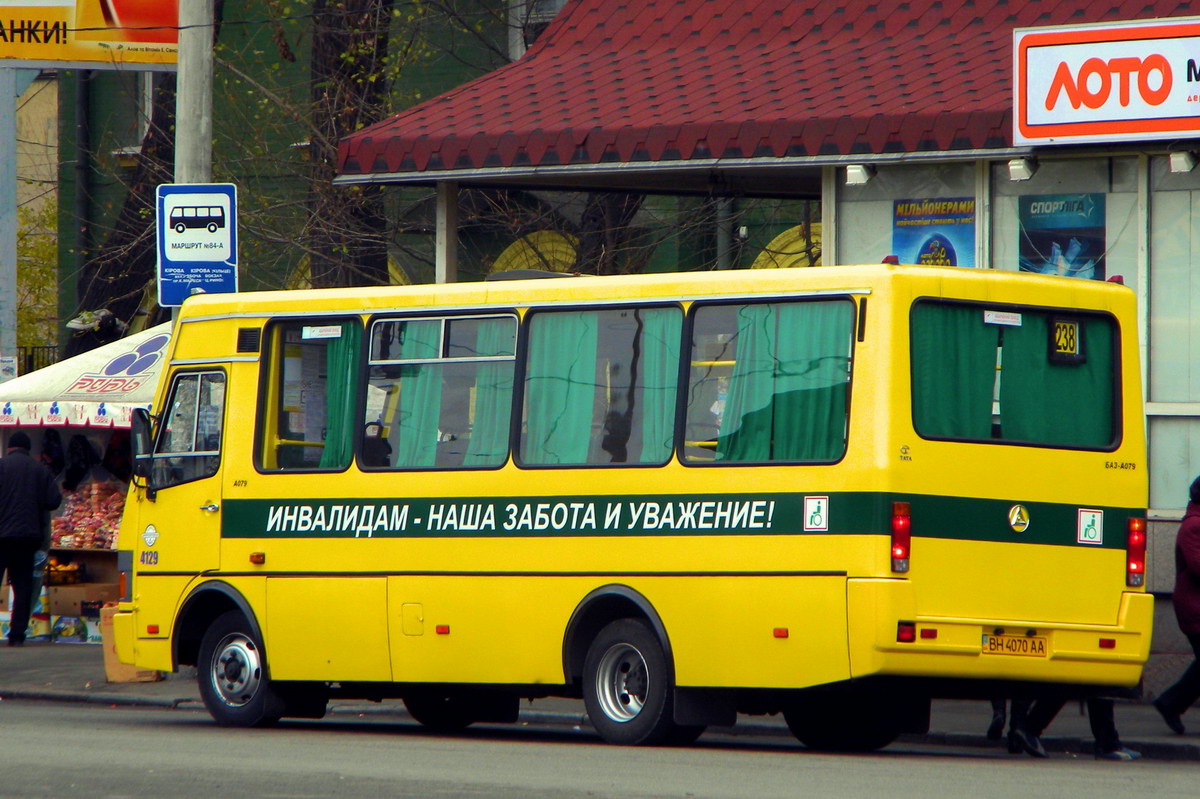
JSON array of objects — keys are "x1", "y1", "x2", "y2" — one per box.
[{"x1": 3, "y1": 642, "x2": 1200, "y2": 760}]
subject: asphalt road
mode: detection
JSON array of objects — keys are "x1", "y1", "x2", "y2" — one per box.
[{"x1": 1, "y1": 700, "x2": 1195, "y2": 799}]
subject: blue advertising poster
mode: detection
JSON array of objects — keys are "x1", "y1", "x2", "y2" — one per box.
[
  {"x1": 1017, "y1": 193, "x2": 1105, "y2": 280},
  {"x1": 892, "y1": 198, "x2": 975, "y2": 267}
]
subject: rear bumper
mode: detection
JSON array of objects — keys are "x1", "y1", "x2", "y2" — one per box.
[
  {"x1": 112, "y1": 605, "x2": 175, "y2": 672},
  {"x1": 846, "y1": 578, "x2": 1152, "y2": 689}
]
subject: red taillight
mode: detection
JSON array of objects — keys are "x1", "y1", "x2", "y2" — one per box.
[
  {"x1": 1126, "y1": 517, "x2": 1146, "y2": 587},
  {"x1": 897, "y1": 621, "x2": 916, "y2": 642},
  {"x1": 891, "y1": 501, "x2": 911, "y2": 573}
]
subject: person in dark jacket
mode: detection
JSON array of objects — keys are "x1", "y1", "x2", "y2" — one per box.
[
  {"x1": 1153, "y1": 474, "x2": 1200, "y2": 734},
  {"x1": 0, "y1": 431, "x2": 63, "y2": 646}
]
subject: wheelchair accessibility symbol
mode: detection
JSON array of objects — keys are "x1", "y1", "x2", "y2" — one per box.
[
  {"x1": 804, "y1": 496, "x2": 828, "y2": 532},
  {"x1": 1077, "y1": 509, "x2": 1103, "y2": 545}
]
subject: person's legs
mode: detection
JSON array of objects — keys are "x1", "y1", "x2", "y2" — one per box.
[
  {"x1": 1009, "y1": 697, "x2": 1060, "y2": 757},
  {"x1": 1024, "y1": 697, "x2": 1066, "y2": 737},
  {"x1": 2, "y1": 540, "x2": 38, "y2": 645},
  {"x1": 987, "y1": 698, "x2": 1007, "y2": 740},
  {"x1": 1086, "y1": 697, "x2": 1120, "y2": 753},
  {"x1": 1155, "y1": 632, "x2": 1200, "y2": 731}
]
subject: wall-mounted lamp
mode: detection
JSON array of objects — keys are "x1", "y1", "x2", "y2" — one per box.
[
  {"x1": 845, "y1": 164, "x2": 876, "y2": 185},
  {"x1": 1007, "y1": 158, "x2": 1038, "y2": 181},
  {"x1": 1169, "y1": 151, "x2": 1197, "y2": 173}
]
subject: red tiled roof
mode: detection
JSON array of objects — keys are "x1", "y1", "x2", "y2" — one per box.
[{"x1": 338, "y1": 1, "x2": 1194, "y2": 181}]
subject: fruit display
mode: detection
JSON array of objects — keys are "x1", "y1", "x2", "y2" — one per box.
[
  {"x1": 44, "y1": 558, "x2": 83, "y2": 585},
  {"x1": 50, "y1": 482, "x2": 125, "y2": 550}
]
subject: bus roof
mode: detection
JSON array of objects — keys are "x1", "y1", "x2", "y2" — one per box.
[{"x1": 175, "y1": 264, "x2": 1135, "y2": 323}]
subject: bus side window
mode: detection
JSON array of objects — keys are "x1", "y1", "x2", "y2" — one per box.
[
  {"x1": 682, "y1": 299, "x2": 854, "y2": 464},
  {"x1": 520, "y1": 306, "x2": 681, "y2": 466},
  {"x1": 150, "y1": 371, "x2": 226, "y2": 490},
  {"x1": 364, "y1": 315, "x2": 516, "y2": 471},
  {"x1": 260, "y1": 320, "x2": 361, "y2": 472}
]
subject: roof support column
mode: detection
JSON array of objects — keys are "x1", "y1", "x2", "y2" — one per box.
[
  {"x1": 820, "y1": 165, "x2": 838, "y2": 265},
  {"x1": 436, "y1": 181, "x2": 459, "y2": 283}
]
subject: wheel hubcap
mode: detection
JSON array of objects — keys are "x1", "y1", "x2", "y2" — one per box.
[
  {"x1": 210, "y1": 633, "x2": 262, "y2": 707},
  {"x1": 595, "y1": 643, "x2": 648, "y2": 723}
]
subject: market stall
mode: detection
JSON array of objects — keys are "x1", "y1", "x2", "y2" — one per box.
[{"x1": 0, "y1": 324, "x2": 170, "y2": 643}]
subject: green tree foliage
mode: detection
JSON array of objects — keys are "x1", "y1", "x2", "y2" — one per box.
[{"x1": 17, "y1": 202, "x2": 59, "y2": 347}]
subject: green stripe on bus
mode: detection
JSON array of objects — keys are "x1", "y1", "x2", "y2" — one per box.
[{"x1": 219, "y1": 492, "x2": 1135, "y2": 549}]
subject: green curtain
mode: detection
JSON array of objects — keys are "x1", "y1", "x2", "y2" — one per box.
[
  {"x1": 318, "y1": 322, "x2": 361, "y2": 469},
  {"x1": 999, "y1": 316, "x2": 1114, "y2": 447},
  {"x1": 717, "y1": 304, "x2": 778, "y2": 461},
  {"x1": 771, "y1": 301, "x2": 852, "y2": 461},
  {"x1": 716, "y1": 302, "x2": 852, "y2": 462},
  {"x1": 523, "y1": 312, "x2": 598, "y2": 464},
  {"x1": 463, "y1": 318, "x2": 515, "y2": 466},
  {"x1": 393, "y1": 320, "x2": 443, "y2": 467},
  {"x1": 635, "y1": 308, "x2": 682, "y2": 463},
  {"x1": 911, "y1": 303, "x2": 998, "y2": 439}
]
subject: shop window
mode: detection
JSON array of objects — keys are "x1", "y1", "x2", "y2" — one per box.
[
  {"x1": 151, "y1": 371, "x2": 225, "y2": 489},
  {"x1": 260, "y1": 321, "x2": 361, "y2": 472},
  {"x1": 365, "y1": 315, "x2": 517, "y2": 470},
  {"x1": 911, "y1": 301, "x2": 1116, "y2": 449},
  {"x1": 519, "y1": 307, "x2": 682, "y2": 466},
  {"x1": 990, "y1": 157, "x2": 1139, "y2": 289},
  {"x1": 683, "y1": 299, "x2": 853, "y2": 464},
  {"x1": 1148, "y1": 155, "x2": 1200, "y2": 509},
  {"x1": 838, "y1": 163, "x2": 976, "y2": 267}
]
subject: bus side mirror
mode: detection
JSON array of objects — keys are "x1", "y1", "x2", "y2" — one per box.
[{"x1": 131, "y1": 408, "x2": 154, "y2": 480}]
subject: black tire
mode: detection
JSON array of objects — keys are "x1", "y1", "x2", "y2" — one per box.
[
  {"x1": 174, "y1": 222, "x2": 186, "y2": 234},
  {"x1": 582, "y1": 618, "x2": 680, "y2": 745},
  {"x1": 275, "y1": 681, "x2": 329, "y2": 719},
  {"x1": 207, "y1": 222, "x2": 219, "y2": 233},
  {"x1": 664, "y1": 723, "x2": 707, "y2": 746},
  {"x1": 197, "y1": 611, "x2": 285, "y2": 727},
  {"x1": 783, "y1": 691, "x2": 902, "y2": 752},
  {"x1": 403, "y1": 693, "x2": 478, "y2": 732}
]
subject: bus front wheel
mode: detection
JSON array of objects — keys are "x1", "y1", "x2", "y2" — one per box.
[
  {"x1": 583, "y1": 618, "x2": 692, "y2": 745},
  {"x1": 197, "y1": 611, "x2": 285, "y2": 727}
]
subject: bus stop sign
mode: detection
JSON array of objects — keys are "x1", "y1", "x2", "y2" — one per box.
[{"x1": 156, "y1": 183, "x2": 238, "y2": 307}]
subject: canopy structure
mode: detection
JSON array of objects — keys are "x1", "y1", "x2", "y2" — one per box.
[
  {"x1": 0, "y1": 324, "x2": 171, "y2": 428},
  {"x1": 336, "y1": 0, "x2": 1191, "y2": 194}
]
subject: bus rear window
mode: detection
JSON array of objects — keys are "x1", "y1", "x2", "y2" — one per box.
[
  {"x1": 683, "y1": 299, "x2": 854, "y2": 464},
  {"x1": 910, "y1": 301, "x2": 1117, "y2": 449}
]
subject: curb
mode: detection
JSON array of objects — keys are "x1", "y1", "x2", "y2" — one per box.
[{"x1": 5, "y1": 688, "x2": 1200, "y2": 760}]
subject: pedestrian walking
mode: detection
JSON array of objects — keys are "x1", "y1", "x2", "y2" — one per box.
[
  {"x1": 1006, "y1": 696, "x2": 1140, "y2": 760},
  {"x1": 1152, "y1": 474, "x2": 1200, "y2": 734},
  {"x1": 0, "y1": 432, "x2": 63, "y2": 646}
]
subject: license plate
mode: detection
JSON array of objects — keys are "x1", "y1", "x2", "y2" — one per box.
[{"x1": 981, "y1": 634, "x2": 1047, "y2": 657}]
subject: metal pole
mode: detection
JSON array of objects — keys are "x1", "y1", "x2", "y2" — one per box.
[
  {"x1": 0, "y1": 68, "x2": 39, "y2": 360},
  {"x1": 175, "y1": 0, "x2": 214, "y2": 185},
  {"x1": 172, "y1": 0, "x2": 215, "y2": 320}
]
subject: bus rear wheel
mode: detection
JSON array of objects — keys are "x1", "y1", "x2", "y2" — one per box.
[
  {"x1": 782, "y1": 691, "x2": 902, "y2": 752},
  {"x1": 197, "y1": 611, "x2": 285, "y2": 727},
  {"x1": 403, "y1": 693, "x2": 478, "y2": 732},
  {"x1": 583, "y1": 618, "x2": 691, "y2": 745}
]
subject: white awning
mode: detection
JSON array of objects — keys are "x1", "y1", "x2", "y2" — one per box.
[{"x1": 0, "y1": 323, "x2": 171, "y2": 428}]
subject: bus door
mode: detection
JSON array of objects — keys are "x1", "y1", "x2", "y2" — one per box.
[{"x1": 131, "y1": 369, "x2": 227, "y2": 634}]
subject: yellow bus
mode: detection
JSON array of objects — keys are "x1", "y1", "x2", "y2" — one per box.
[{"x1": 114, "y1": 264, "x2": 1151, "y2": 751}]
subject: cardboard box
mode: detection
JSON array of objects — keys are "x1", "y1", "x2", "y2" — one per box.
[
  {"x1": 0, "y1": 607, "x2": 51, "y2": 641},
  {"x1": 47, "y1": 583, "x2": 119, "y2": 617},
  {"x1": 51, "y1": 615, "x2": 103, "y2": 644},
  {"x1": 99, "y1": 605, "x2": 161, "y2": 683}
]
